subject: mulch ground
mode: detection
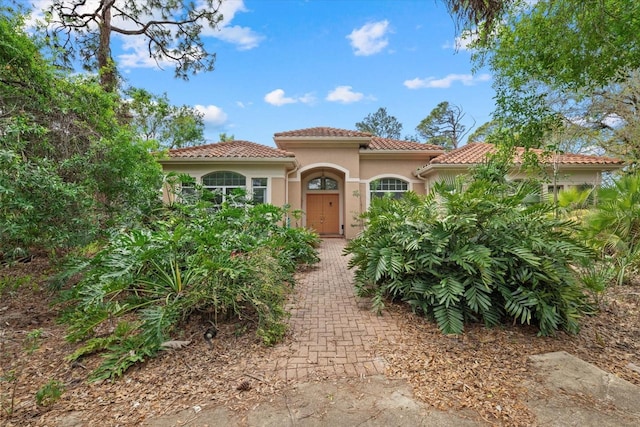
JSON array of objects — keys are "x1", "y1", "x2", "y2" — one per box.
[{"x1": 1, "y1": 255, "x2": 639, "y2": 426}]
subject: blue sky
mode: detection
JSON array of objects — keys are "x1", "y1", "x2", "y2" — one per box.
[{"x1": 26, "y1": 0, "x2": 496, "y2": 147}]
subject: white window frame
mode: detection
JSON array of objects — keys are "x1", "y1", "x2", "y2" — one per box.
[
  {"x1": 202, "y1": 171, "x2": 247, "y2": 204},
  {"x1": 370, "y1": 177, "x2": 409, "y2": 200},
  {"x1": 251, "y1": 177, "x2": 268, "y2": 204}
]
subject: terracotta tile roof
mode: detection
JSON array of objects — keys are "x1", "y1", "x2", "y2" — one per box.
[
  {"x1": 166, "y1": 140, "x2": 295, "y2": 159},
  {"x1": 274, "y1": 127, "x2": 373, "y2": 138},
  {"x1": 366, "y1": 137, "x2": 444, "y2": 151},
  {"x1": 430, "y1": 143, "x2": 624, "y2": 166}
]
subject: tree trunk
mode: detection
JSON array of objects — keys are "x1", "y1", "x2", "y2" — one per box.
[{"x1": 98, "y1": 1, "x2": 116, "y2": 93}]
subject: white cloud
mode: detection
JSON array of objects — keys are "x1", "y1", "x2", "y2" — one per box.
[
  {"x1": 204, "y1": 0, "x2": 264, "y2": 50},
  {"x1": 264, "y1": 89, "x2": 297, "y2": 106},
  {"x1": 404, "y1": 73, "x2": 491, "y2": 89},
  {"x1": 347, "y1": 20, "x2": 390, "y2": 56},
  {"x1": 298, "y1": 93, "x2": 317, "y2": 105},
  {"x1": 264, "y1": 89, "x2": 315, "y2": 106},
  {"x1": 569, "y1": 113, "x2": 625, "y2": 129},
  {"x1": 118, "y1": 36, "x2": 175, "y2": 70},
  {"x1": 325, "y1": 86, "x2": 364, "y2": 104},
  {"x1": 442, "y1": 29, "x2": 478, "y2": 51},
  {"x1": 214, "y1": 25, "x2": 263, "y2": 50},
  {"x1": 194, "y1": 104, "x2": 228, "y2": 126}
]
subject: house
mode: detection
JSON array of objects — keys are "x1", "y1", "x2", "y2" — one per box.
[
  {"x1": 415, "y1": 142, "x2": 625, "y2": 197},
  {"x1": 159, "y1": 127, "x2": 624, "y2": 239}
]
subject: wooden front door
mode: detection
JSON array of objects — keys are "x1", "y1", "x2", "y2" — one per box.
[{"x1": 306, "y1": 194, "x2": 339, "y2": 235}]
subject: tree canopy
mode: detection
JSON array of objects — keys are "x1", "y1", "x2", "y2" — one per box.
[
  {"x1": 458, "y1": 0, "x2": 640, "y2": 168},
  {"x1": 443, "y1": 0, "x2": 514, "y2": 45},
  {"x1": 125, "y1": 88, "x2": 205, "y2": 149},
  {"x1": 416, "y1": 101, "x2": 471, "y2": 149},
  {"x1": 42, "y1": 0, "x2": 224, "y2": 92},
  {"x1": 1, "y1": 9, "x2": 161, "y2": 257},
  {"x1": 467, "y1": 120, "x2": 499, "y2": 144},
  {"x1": 355, "y1": 107, "x2": 403, "y2": 139}
]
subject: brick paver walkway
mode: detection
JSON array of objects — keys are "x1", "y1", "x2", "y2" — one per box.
[{"x1": 270, "y1": 238, "x2": 402, "y2": 381}]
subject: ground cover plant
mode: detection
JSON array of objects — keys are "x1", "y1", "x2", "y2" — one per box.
[
  {"x1": 345, "y1": 165, "x2": 595, "y2": 336},
  {"x1": 58, "y1": 193, "x2": 319, "y2": 381}
]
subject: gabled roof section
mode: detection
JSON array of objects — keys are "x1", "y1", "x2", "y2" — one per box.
[
  {"x1": 165, "y1": 140, "x2": 295, "y2": 159},
  {"x1": 366, "y1": 137, "x2": 443, "y2": 151},
  {"x1": 429, "y1": 142, "x2": 624, "y2": 166},
  {"x1": 274, "y1": 127, "x2": 373, "y2": 138}
]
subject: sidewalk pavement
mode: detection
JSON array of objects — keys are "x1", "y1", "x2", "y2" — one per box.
[{"x1": 270, "y1": 238, "x2": 401, "y2": 381}]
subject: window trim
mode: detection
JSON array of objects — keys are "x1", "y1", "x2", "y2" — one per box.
[
  {"x1": 369, "y1": 177, "x2": 409, "y2": 200},
  {"x1": 202, "y1": 171, "x2": 247, "y2": 204}
]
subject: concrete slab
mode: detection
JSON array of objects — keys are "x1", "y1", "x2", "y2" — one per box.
[
  {"x1": 527, "y1": 351, "x2": 640, "y2": 426},
  {"x1": 148, "y1": 376, "x2": 481, "y2": 427}
]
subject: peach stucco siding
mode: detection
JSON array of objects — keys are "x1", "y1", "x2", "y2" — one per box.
[
  {"x1": 160, "y1": 161, "x2": 291, "y2": 206},
  {"x1": 421, "y1": 166, "x2": 609, "y2": 198},
  {"x1": 159, "y1": 130, "x2": 622, "y2": 240},
  {"x1": 274, "y1": 136, "x2": 435, "y2": 239}
]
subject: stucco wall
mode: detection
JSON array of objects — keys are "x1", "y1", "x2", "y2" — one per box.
[
  {"x1": 421, "y1": 166, "x2": 606, "y2": 196},
  {"x1": 160, "y1": 162, "x2": 290, "y2": 206}
]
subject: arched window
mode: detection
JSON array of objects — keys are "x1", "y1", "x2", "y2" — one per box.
[
  {"x1": 202, "y1": 171, "x2": 246, "y2": 204},
  {"x1": 370, "y1": 178, "x2": 408, "y2": 199},
  {"x1": 307, "y1": 177, "x2": 338, "y2": 190}
]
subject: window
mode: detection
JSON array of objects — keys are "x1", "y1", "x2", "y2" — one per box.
[
  {"x1": 252, "y1": 178, "x2": 268, "y2": 204},
  {"x1": 202, "y1": 171, "x2": 246, "y2": 204},
  {"x1": 370, "y1": 178, "x2": 408, "y2": 199},
  {"x1": 308, "y1": 177, "x2": 338, "y2": 190},
  {"x1": 178, "y1": 175, "x2": 197, "y2": 202}
]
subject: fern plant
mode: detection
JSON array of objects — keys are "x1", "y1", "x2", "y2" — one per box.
[{"x1": 345, "y1": 173, "x2": 594, "y2": 336}]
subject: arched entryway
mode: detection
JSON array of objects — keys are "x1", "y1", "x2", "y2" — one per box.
[{"x1": 303, "y1": 169, "x2": 344, "y2": 236}]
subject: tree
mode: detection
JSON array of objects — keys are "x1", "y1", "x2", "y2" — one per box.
[
  {"x1": 355, "y1": 107, "x2": 403, "y2": 139},
  {"x1": 219, "y1": 132, "x2": 235, "y2": 142},
  {"x1": 580, "y1": 71, "x2": 640, "y2": 171},
  {"x1": 443, "y1": 0, "x2": 514, "y2": 44},
  {"x1": 1, "y1": 11, "x2": 161, "y2": 257},
  {"x1": 125, "y1": 88, "x2": 205, "y2": 149},
  {"x1": 467, "y1": 120, "x2": 499, "y2": 143},
  {"x1": 416, "y1": 101, "x2": 472, "y2": 149},
  {"x1": 474, "y1": 0, "x2": 640, "y2": 153},
  {"x1": 42, "y1": 0, "x2": 224, "y2": 92}
]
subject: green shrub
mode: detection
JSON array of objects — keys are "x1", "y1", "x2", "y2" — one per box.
[
  {"x1": 583, "y1": 173, "x2": 640, "y2": 285},
  {"x1": 345, "y1": 175, "x2": 594, "y2": 336},
  {"x1": 59, "y1": 197, "x2": 319, "y2": 381},
  {"x1": 35, "y1": 379, "x2": 64, "y2": 407}
]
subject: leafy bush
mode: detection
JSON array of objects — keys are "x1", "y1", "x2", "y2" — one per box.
[
  {"x1": 345, "y1": 175, "x2": 594, "y2": 336},
  {"x1": 59, "y1": 197, "x2": 319, "y2": 381},
  {"x1": 583, "y1": 173, "x2": 640, "y2": 285},
  {"x1": 35, "y1": 379, "x2": 64, "y2": 407},
  {"x1": 1, "y1": 14, "x2": 162, "y2": 259},
  {"x1": 0, "y1": 150, "x2": 98, "y2": 258}
]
